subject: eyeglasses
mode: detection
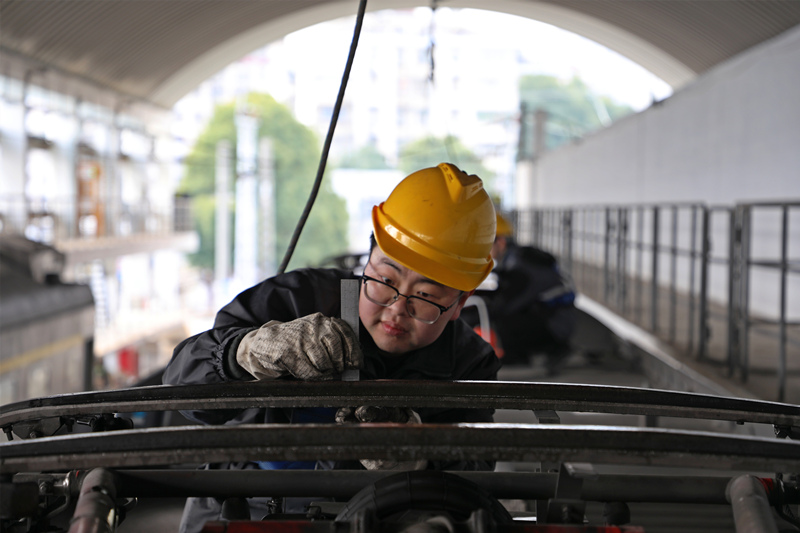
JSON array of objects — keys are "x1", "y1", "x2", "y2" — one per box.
[{"x1": 361, "y1": 274, "x2": 459, "y2": 325}]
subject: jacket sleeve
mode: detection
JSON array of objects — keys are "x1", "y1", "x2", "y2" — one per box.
[{"x1": 161, "y1": 268, "x2": 347, "y2": 424}]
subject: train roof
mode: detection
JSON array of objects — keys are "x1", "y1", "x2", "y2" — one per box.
[{"x1": 0, "y1": 239, "x2": 94, "y2": 331}]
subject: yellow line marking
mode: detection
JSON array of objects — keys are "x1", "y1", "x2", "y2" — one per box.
[{"x1": 0, "y1": 334, "x2": 86, "y2": 375}]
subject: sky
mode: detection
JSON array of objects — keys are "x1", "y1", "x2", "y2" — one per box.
[
  {"x1": 464, "y1": 9, "x2": 672, "y2": 111},
  {"x1": 263, "y1": 8, "x2": 675, "y2": 251},
  {"x1": 450, "y1": 9, "x2": 674, "y2": 110},
  {"x1": 172, "y1": 6, "x2": 677, "y2": 240},
  {"x1": 175, "y1": 7, "x2": 675, "y2": 154}
]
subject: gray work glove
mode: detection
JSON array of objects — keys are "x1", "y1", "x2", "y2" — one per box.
[
  {"x1": 236, "y1": 312, "x2": 362, "y2": 380},
  {"x1": 335, "y1": 406, "x2": 428, "y2": 471}
]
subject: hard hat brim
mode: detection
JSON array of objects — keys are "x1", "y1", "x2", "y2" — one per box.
[{"x1": 372, "y1": 204, "x2": 494, "y2": 292}]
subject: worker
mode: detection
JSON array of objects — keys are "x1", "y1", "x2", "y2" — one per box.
[
  {"x1": 471, "y1": 212, "x2": 577, "y2": 369},
  {"x1": 162, "y1": 163, "x2": 501, "y2": 531}
]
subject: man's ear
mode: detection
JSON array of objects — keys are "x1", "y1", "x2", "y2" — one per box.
[{"x1": 449, "y1": 290, "x2": 476, "y2": 321}]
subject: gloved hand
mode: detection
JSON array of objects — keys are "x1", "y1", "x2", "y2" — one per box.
[
  {"x1": 236, "y1": 312, "x2": 362, "y2": 380},
  {"x1": 335, "y1": 406, "x2": 427, "y2": 471}
]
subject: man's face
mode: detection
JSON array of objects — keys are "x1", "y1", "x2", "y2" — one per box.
[{"x1": 359, "y1": 246, "x2": 472, "y2": 354}]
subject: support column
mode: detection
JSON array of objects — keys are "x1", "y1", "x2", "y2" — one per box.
[{"x1": 215, "y1": 140, "x2": 231, "y2": 307}]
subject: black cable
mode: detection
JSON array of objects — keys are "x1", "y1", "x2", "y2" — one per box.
[{"x1": 276, "y1": 0, "x2": 368, "y2": 275}]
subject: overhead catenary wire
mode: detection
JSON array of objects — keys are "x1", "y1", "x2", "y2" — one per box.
[{"x1": 276, "y1": 0, "x2": 368, "y2": 275}]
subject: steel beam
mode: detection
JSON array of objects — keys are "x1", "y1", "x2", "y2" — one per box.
[
  {"x1": 2, "y1": 381, "x2": 798, "y2": 429},
  {"x1": 2, "y1": 423, "x2": 800, "y2": 474}
]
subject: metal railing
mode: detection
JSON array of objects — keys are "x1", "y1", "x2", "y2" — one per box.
[
  {"x1": 0, "y1": 194, "x2": 194, "y2": 243},
  {"x1": 513, "y1": 201, "x2": 800, "y2": 402}
]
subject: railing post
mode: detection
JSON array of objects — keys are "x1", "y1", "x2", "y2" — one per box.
[
  {"x1": 618, "y1": 208, "x2": 628, "y2": 314},
  {"x1": 520, "y1": 200, "x2": 792, "y2": 403},
  {"x1": 669, "y1": 205, "x2": 678, "y2": 343},
  {"x1": 777, "y1": 205, "x2": 789, "y2": 402},
  {"x1": 651, "y1": 206, "x2": 660, "y2": 333},
  {"x1": 740, "y1": 205, "x2": 752, "y2": 383},
  {"x1": 727, "y1": 208, "x2": 739, "y2": 377},
  {"x1": 215, "y1": 140, "x2": 232, "y2": 310},
  {"x1": 604, "y1": 207, "x2": 612, "y2": 302},
  {"x1": 636, "y1": 207, "x2": 644, "y2": 318},
  {"x1": 687, "y1": 205, "x2": 698, "y2": 356},
  {"x1": 563, "y1": 210, "x2": 573, "y2": 275},
  {"x1": 728, "y1": 205, "x2": 751, "y2": 381},
  {"x1": 698, "y1": 206, "x2": 711, "y2": 361}
]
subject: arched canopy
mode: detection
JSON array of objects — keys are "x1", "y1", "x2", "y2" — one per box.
[{"x1": 1, "y1": 0, "x2": 799, "y2": 108}]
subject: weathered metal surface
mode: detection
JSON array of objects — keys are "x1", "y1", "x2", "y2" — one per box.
[
  {"x1": 726, "y1": 474, "x2": 782, "y2": 533},
  {"x1": 1, "y1": 381, "x2": 799, "y2": 428},
  {"x1": 2, "y1": 423, "x2": 799, "y2": 474},
  {"x1": 104, "y1": 469, "x2": 747, "y2": 504}
]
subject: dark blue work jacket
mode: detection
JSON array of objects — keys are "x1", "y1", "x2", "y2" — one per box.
[{"x1": 162, "y1": 267, "x2": 502, "y2": 472}]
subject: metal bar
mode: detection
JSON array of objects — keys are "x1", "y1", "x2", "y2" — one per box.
[
  {"x1": 563, "y1": 210, "x2": 573, "y2": 275},
  {"x1": 546, "y1": 208, "x2": 550, "y2": 247},
  {"x1": 465, "y1": 296, "x2": 492, "y2": 343},
  {"x1": 778, "y1": 205, "x2": 789, "y2": 402},
  {"x1": 617, "y1": 208, "x2": 626, "y2": 314},
  {"x1": 669, "y1": 205, "x2": 678, "y2": 343},
  {"x1": 740, "y1": 205, "x2": 752, "y2": 382},
  {"x1": 736, "y1": 201, "x2": 800, "y2": 209},
  {"x1": 617, "y1": 208, "x2": 627, "y2": 313},
  {"x1": 3, "y1": 381, "x2": 799, "y2": 429},
  {"x1": 584, "y1": 210, "x2": 592, "y2": 286},
  {"x1": 83, "y1": 338, "x2": 94, "y2": 393},
  {"x1": 15, "y1": 469, "x2": 773, "y2": 505},
  {"x1": 340, "y1": 279, "x2": 360, "y2": 382},
  {"x1": 726, "y1": 474, "x2": 780, "y2": 533},
  {"x1": 688, "y1": 206, "x2": 698, "y2": 355},
  {"x1": 3, "y1": 424, "x2": 799, "y2": 475},
  {"x1": 728, "y1": 207, "x2": 740, "y2": 377},
  {"x1": 575, "y1": 210, "x2": 584, "y2": 289},
  {"x1": 699, "y1": 206, "x2": 711, "y2": 361},
  {"x1": 557, "y1": 209, "x2": 562, "y2": 253},
  {"x1": 533, "y1": 410, "x2": 560, "y2": 424},
  {"x1": 604, "y1": 207, "x2": 612, "y2": 302},
  {"x1": 636, "y1": 206, "x2": 644, "y2": 320},
  {"x1": 748, "y1": 259, "x2": 800, "y2": 268},
  {"x1": 651, "y1": 206, "x2": 660, "y2": 332},
  {"x1": 67, "y1": 468, "x2": 118, "y2": 533}
]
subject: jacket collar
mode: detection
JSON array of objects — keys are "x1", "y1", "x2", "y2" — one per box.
[{"x1": 361, "y1": 323, "x2": 456, "y2": 379}]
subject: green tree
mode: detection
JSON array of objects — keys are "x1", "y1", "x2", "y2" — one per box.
[
  {"x1": 337, "y1": 144, "x2": 391, "y2": 169},
  {"x1": 397, "y1": 135, "x2": 494, "y2": 187},
  {"x1": 179, "y1": 93, "x2": 349, "y2": 273},
  {"x1": 519, "y1": 74, "x2": 634, "y2": 152}
]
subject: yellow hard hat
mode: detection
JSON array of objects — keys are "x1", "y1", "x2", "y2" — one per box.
[
  {"x1": 372, "y1": 163, "x2": 496, "y2": 291},
  {"x1": 496, "y1": 212, "x2": 514, "y2": 237}
]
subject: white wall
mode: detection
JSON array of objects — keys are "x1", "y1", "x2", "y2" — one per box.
[
  {"x1": 528, "y1": 25, "x2": 800, "y2": 319},
  {"x1": 533, "y1": 25, "x2": 800, "y2": 206}
]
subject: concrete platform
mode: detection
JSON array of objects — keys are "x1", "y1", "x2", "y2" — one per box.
[{"x1": 567, "y1": 295, "x2": 798, "y2": 404}]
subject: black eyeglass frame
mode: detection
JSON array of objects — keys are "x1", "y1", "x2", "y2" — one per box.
[{"x1": 360, "y1": 274, "x2": 459, "y2": 324}]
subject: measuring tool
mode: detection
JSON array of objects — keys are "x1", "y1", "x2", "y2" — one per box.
[{"x1": 340, "y1": 279, "x2": 360, "y2": 381}]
